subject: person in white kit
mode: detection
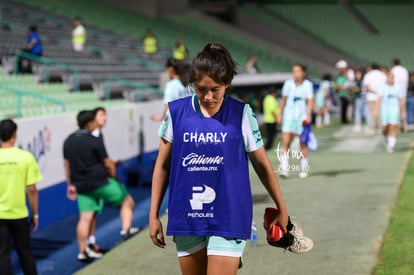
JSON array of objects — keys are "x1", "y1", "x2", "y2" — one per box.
[
  {"x1": 378, "y1": 72, "x2": 405, "y2": 153},
  {"x1": 278, "y1": 64, "x2": 314, "y2": 178},
  {"x1": 390, "y1": 59, "x2": 409, "y2": 131},
  {"x1": 315, "y1": 74, "x2": 332, "y2": 128},
  {"x1": 362, "y1": 64, "x2": 387, "y2": 134},
  {"x1": 151, "y1": 58, "x2": 189, "y2": 122}
]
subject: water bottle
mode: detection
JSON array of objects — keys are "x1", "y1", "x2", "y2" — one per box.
[{"x1": 250, "y1": 221, "x2": 258, "y2": 247}]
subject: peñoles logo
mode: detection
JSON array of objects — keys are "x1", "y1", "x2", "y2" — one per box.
[{"x1": 188, "y1": 185, "x2": 216, "y2": 218}]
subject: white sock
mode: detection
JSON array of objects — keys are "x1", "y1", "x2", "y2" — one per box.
[
  {"x1": 315, "y1": 116, "x2": 322, "y2": 127},
  {"x1": 281, "y1": 154, "x2": 289, "y2": 173},
  {"x1": 87, "y1": 235, "x2": 96, "y2": 245},
  {"x1": 300, "y1": 158, "x2": 309, "y2": 172},
  {"x1": 324, "y1": 112, "x2": 330, "y2": 125},
  {"x1": 388, "y1": 136, "x2": 396, "y2": 148}
]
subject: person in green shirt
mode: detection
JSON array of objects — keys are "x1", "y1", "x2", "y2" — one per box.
[
  {"x1": 0, "y1": 119, "x2": 42, "y2": 275},
  {"x1": 263, "y1": 88, "x2": 280, "y2": 150},
  {"x1": 335, "y1": 60, "x2": 354, "y2": 124}
]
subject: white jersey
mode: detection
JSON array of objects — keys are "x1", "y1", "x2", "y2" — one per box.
[
  {"x1": 362, "y1": 70, "x2": 387, "y2": 102},
  {"x1": 391, "y1": 65, "x2": 409, "y2": 98}
]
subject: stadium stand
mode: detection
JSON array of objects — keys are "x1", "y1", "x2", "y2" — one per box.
[
  {"x1": 0, "y1": 0, "x2": 168, "y2": 117},
  {"x1": 354, "y1": 4, "x2": 414, "y2": 69},
  {"x1": 161, "y1": 14, "x2": 294, "y2": 73},
  {"x1": 265, "y1": 2, "x2": 414, "y2": 70},
  {"x1": 14, "y1": 0, "x2": 303, "y2": 73},
  {"x1": 1, "y1": 0, "x2": 315, "y2": 119},
  {"x1": 0, "y1": 66, "x2": 127, "y2": 120}
]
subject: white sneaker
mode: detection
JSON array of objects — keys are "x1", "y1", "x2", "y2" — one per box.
[
  {"x1": 85, "y1": 245, "x2": 103, "y2": 258},
  {"x1": 289, "y1": 216, "x2": 304, "y2": 237},
  {"x1": 299, "y1": 171, "x2": 308, "y2": 178},
  {"x1": 121, "y1": 227, "x2": 141, "y2": 241},
  {"x1": 386, "y1": 146, "x2": 394, "y2": 154},
  {"x1": 288, "y1": 236, "x2": 314, "y2": 253},
  {"x1": 279, "y1": 171, "x2": 289, "y2": 178},
  {"x1": 77, "y1": 252, "x2": 93, "y2": 263}
]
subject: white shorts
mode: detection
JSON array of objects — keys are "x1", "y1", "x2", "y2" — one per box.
[
  {"x1": 73, "y1": 42, "x2": 84, "y2": 52},
  {"x1": 174, "y1": 236, "x2": 246, "y2": 258}
]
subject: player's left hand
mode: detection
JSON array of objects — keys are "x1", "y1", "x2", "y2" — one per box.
[{"x1": 31, "y1": 216, "x2": 39, "y2": 232}]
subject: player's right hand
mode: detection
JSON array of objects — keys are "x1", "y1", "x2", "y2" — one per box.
[{"x1": 67, "y1": 185, "x2": 77, "y2": 200}]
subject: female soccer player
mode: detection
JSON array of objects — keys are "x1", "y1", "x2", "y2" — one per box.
[
  {"x1": 378, "y1": 72, "x2": 405, "y2": 153},
  {"x1": 278, "y1": 64, "x2": 314, "y2": 178},
  {"x1": 315, "y1": 74, "x2": 331, "y2": 128},
  {"x1": 151, "y1": 58, "x2": 188, "y2": 122},
  {"x1": 149, "y1": 43, "x2": 297, "y2": 275}
]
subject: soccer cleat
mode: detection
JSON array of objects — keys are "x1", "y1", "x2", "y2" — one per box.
[
  {"x1": 121, "y1": 227, "x2": 141, "y2": 241},
  {"x1": 386, "y1": 146, "x2": 394, "y2": 154},
  {"x1": 288, "y1": 236, "x2": 314, "y2": 253},
  {"x1": 77, "y1": 252, "x2": 93, "y2": 263},
  {"x1": 86, "y1": 244, "x2": 105, "y2": 256},
  {"x1": 299, "y1": 171, "x2": 308, "y2": 178}
]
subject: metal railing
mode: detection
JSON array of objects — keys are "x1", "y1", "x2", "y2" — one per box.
[
  {"x1": 14, "y1": 51, "x2": 80, "y2": 91},
  {"x1": 0, "y1": 83, "x2": 65, "y2": 118},
  {"x1": 104, "y1": 76, "x2": 162, "y2": 101}
]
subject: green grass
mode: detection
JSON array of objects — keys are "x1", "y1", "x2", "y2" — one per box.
[{"x1": 375, "y1": 148, "x2": 414, "y2": 274}]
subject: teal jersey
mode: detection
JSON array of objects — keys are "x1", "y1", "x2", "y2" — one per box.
[
  {"x1": 163, "y1": 79, "x2": 185, "y2": 104},
  {"x1": 282, "y1": 78, "x2": 313, "y2": 121},
  {"x1": 379, "y1": 83, "x2": 403, "y2": 125}
]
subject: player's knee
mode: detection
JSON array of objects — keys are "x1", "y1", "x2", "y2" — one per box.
[{"x1": 122, "y1": 194, "x2": 135, "y2": 208}]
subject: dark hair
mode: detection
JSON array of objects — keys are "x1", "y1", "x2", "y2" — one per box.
[
  {"x1": 293, "y1": 63, "x2": 307, "y2": 73},
  {"x1": 93, "y1": 107, "x2": 106, "y2": 117},
  {"x1": 189, "y1": 43, "x2": 237, "y2": 86},
  {"x1": 392, "y1": 58, "x2": 400, "y2": 66},
  {"x1": 29, "y1": 25, "x2": 37, "y2": 32},
  {"x1": 371, "y1": 63, "x2": 380, "y2": 70},
  {"x1": 0, "y1": 119, "x2": 17, "y2": 142},
  {"x1": 166, "y1": 58, "x2": 182, "y2": 76},
  {"x1": 77, "y1": 110, "x2": 95, "y2": 129},
  {"x1": 166, "y1": 58, "x2": 190, "y2": 85},
  {"x1": 322, "y1": 74, "x2": 332, "y2": 81}
]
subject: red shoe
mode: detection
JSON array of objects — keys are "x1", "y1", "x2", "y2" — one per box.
[
  {"x1": 264, "y1": 208, "x2": 314, "y2": 253},
  {"x1": 264, "y1": 207, "x2": 294, "y2": 248},
  {"x1": 264, "y1": 207, "x2": 284, "y2": 242}
]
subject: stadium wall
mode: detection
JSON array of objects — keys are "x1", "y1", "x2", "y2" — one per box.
[{"x1": 15, "y1": 100, "x2": 163, "y2": 230}]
